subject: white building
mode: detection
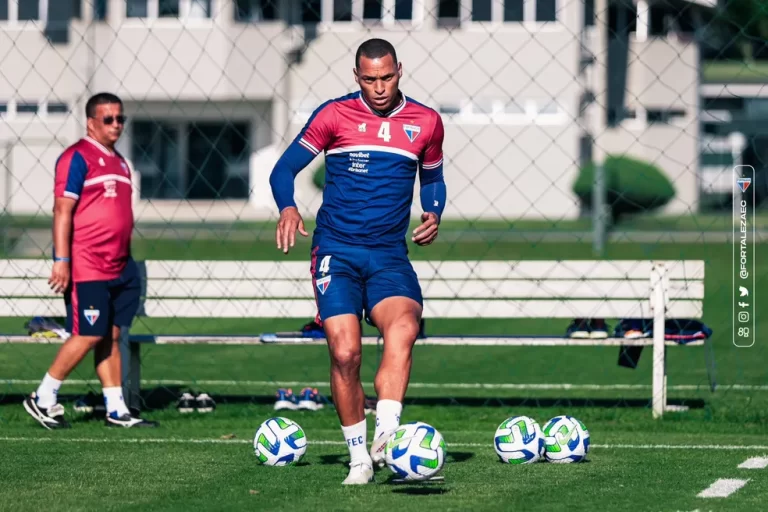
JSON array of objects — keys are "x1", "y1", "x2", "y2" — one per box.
[{"x1": 0, "y1": 0, "x2": 716, "y2": 222}]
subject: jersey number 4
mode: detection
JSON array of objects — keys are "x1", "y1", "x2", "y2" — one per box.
[
  {"x1": 318, "y1": 255, "x2": 332, "y2": 273},
  {"x1": 377, "y1": 122, "x2": 391, "y2": 142}
]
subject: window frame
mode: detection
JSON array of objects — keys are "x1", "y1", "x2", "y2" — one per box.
[
  {"x1": 440, "y1": 98, "x2": 567, "y2": 126},
  {"x1": 457, "y1": 0, "x2": 564, "y2": 32},
  {"x1": 1, "y1": 0, "x2": 48, "y2": 27},
  {"x1": 124, "y1": 0, "x2": 214, "y2": 26},
  {"x1": 315, "y1": 0, "x2": 424, "y2": 31}
]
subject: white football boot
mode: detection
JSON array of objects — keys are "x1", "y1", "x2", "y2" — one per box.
[
  {"x1": 370, "y1": 429, "x2": 395, "y2": 469},
  {"x1": 342, "y1": 459, "x2": 375, "y2": 485}
]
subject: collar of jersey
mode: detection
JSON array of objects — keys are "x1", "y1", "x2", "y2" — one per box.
[{"x1": 358, "y1": 91, "x2": 406, "y2": 118}]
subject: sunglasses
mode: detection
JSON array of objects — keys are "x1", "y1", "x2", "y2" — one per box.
[{"x1": 99, "y1": 115, "x2": 127, "y2": 125}]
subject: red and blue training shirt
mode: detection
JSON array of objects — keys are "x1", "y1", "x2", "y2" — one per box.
[
  {"x1": 53, "y1": 137, "x2": 134, "y2": 282},
  {"x1": 270, "y1": 91, "x2": 446, "y2": 248}
]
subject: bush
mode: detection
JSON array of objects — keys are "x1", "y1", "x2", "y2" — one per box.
[
  {"x1": 312, "y1": 164, "x2": 325, "y2": 190},
  {"x1": 572, "y1": 155, "x2": 675, "y2": 222}
]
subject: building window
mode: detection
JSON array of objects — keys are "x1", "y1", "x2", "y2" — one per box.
[
  {"x1": 302, "y1": 0, "x2": 322, "y2": 22},
  {"x1": 132, "y1": 120, "x2": 250, "y2": 200},
  {"x1": 535, "y1": 0, "x2": 556, "y2": 22},
  {"x1": 127, "y1": 0, "x2": 212, "y2": 19},
  {"x1": 457, "y1": 0, "x2": 559, "y2": 25},
  {"x1": 646, "y1": 108, "x2": 686, "y2": 124},
  {"x1": 472, "y1": 0, "x2": 491, "y2": 22},
  {"x1": 16, "y1": 102, "x2": 39, "y2": 114},
  {"x1": 1, "y1": 0, "x2": 47, "y2": 23},
  {"x1": 126, "y1": 0, "x2": 149, "y2": 17},
  {"x1": 235, "y1": 0, "x2": 278, "y2": 21},
  {"x1": 440, "y1": 98, "x2": 564, "y2": 125},
  {"x1": 47, "y1": 102, "x2": 69, "y2": 114},
  {"x1": 503, "y1": 0, "x2": 523, "y2": 22},
  {"x1": 334, "y1": 0, "x2": 353, "y2": 21},
  {"x1": 362, "y1": 0, "x2": 380, "y2": 20}
]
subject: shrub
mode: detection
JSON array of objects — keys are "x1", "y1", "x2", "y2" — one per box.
[
  {"x1": 312, "y1": 164, "x2": 325, "y2": 190},
  {"x1": 572, "y1": 155, "x2": 675, "y2": 222}
]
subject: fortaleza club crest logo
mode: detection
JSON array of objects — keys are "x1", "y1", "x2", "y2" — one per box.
[
  {"x1": 84, "y1": 308, "x2": 100, "y2": 326},
  {"x1": 316, "y1": 276, "x2": 331, "y2": 295},
  {"x1": 403, "y1": 124, "x2": 421, "y2": 143},
  {"x1": 737, "y1": 177, "x2": 751, "y2": 192}
]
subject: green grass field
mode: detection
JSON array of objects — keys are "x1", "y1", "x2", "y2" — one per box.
[{"x1": 1, "y1": 228, "x2": 767, "y2": 510}]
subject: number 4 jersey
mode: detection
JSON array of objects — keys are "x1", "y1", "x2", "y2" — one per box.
[{"x1": 279, "y1": 91, "x2": 445, "y2": 249}]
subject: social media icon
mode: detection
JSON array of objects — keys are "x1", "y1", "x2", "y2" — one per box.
[
  {"x1": 739, "y1": 302, "x2": 749, "y2": 308},
  {"x1": 738, "y1": 311, "x2": 749, "y2": 322},
  {"x1": 739, "y1": 286, "x2": 749, "y2": 297}
]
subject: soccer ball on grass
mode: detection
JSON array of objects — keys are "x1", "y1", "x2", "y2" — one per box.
[
  {"x1": 253, "y1": 416, "x2": 307, "y2": 466},
  {"x1": 493, "y1": 415, "x2": 546, "y2": 464},
  {"x1": 542, "y1": 415, "x2": 590, "y2": 463},
  {"x1": 384, "y1": 421, "x2": 446, "y2": 481}
]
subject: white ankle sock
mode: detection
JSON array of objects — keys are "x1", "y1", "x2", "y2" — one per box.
[
  {"x1": 374, "y1": 399, "x2": 402, "y2": 441},
  {"x1": 36, "y1": 372, "x2": 63, "y2": 409},
  {"x1": 341, "y1": 418, "x2": 370, "y2": 464},
  {"x1": 103, "y1": 387, "x2": 130, "y2": 416}
]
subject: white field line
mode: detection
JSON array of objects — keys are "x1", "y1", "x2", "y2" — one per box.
[
  {"x1": 2, "y1": 379, "x2": 765, "y2": 392},
  {"x1": 1, "y1": 437, "x2": 768, "y2": 451},
  {"x1": 697, "y1": 478, "x2": 750, "y2": 498},
  {"x1": 738, "y1": 456, "x2": 768, "y2": 469}
]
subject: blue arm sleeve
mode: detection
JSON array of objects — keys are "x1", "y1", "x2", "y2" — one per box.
[
  {"x1": 419, "y1": 167, "x2": 447, "y2": 223},
  {"x1": 269, "y1": 141, "x2": 317, "y2": 212}
]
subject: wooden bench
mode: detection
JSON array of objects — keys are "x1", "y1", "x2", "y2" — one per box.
[{"x1": 0, "y1": 259, "x2": 708, "y2": 418}]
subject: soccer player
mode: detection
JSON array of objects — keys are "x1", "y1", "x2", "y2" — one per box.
[
  {"x1": 23, "y1": 92, "x2": 157, "y2": 429},
  {"x1": 269, "y1": 38, "x2": 446, "y2": 484}
]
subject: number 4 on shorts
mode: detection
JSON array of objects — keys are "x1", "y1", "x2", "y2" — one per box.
[{"x1": 319, "y1": 255, "x2": 332, "y2": 273}]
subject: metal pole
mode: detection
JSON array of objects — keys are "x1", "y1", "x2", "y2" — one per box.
[{"x1": 592, "y1": 158, "x2": 606, "y2": 257}]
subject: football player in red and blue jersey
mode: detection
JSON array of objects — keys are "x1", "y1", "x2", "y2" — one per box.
[
  {"x1": 270, "y1": 38, "x2": 446, "y2": 485},
  {"x1": 23, "y1": 93, "x2": 157, "y2": 430}
]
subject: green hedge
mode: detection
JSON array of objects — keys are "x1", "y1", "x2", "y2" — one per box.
[
  {"x1": 312, "y1": 164, "x2": 325, "y2": 190},
  {"x1": 573, "y1": 155, "x2": 675, "y2": 221}
]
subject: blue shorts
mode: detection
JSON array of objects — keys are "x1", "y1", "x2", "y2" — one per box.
[
  {"x1": 310, "y1": 242, "x2": 423, "y2": 326},
  {"x1": 65, "y1": 259, "x2": 141, "y2": 337}
]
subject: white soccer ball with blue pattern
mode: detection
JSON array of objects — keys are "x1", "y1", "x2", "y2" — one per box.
[
  {"x1": 493, "y1": 415, "x2": 545, "y2": 464},
  {"x1": 253, "y1": 417, "x2": 307, "y2": 466},
  {"x1": 542, "y1": 415, "x2": 590, "y2": 463},
  {"x1": 384, "y1": 421, "x2": 446, "y2": 481}
]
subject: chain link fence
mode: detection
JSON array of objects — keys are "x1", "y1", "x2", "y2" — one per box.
[{"x1": 0, "y1": 0, "x2": 765, "y2": 419}]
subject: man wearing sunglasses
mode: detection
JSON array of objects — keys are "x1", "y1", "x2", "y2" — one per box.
[{"x1": 23, "y1": 92, "x2": 157, "y2": 429}]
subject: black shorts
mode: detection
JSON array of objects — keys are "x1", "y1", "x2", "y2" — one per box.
[{"x1": 65, "y1": 259, "x2": 141, "y2": 337}]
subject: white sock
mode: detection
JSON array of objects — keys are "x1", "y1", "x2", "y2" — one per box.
[
  {"x1": 341, "y1": 418, "x2": 370, "y2": 464},
  {"x1": 374, "y1": 399, "x2": 402, "y2": 441},
  {"x1": 36, "y1": 372, "x2": 63, "y2": 409},
  {"x1": 103, "y1": 387, "x2": 130, "y2": 416}
]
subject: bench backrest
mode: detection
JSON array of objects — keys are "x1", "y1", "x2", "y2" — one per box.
[{"x1": 0, "y1": 259, "x2": 705, "y2": 320}]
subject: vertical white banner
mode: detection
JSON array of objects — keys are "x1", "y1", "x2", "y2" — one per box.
[{"x1": 733, "y1": 165, "x2": 755, "y2": 348}]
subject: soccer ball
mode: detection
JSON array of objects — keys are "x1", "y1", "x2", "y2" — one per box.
[
  {"x1": 493, "y1": 415, "x2": 546, "y2": 464},
  {"x1": 253, "y1": 417, "x2": 307, "y2": 466},
  {"x1": 384, "y1": 421, "x2": 446, "y2": 481},
  {"x1": 542, "y1": 415, "x2": 590, "y2": 463}
]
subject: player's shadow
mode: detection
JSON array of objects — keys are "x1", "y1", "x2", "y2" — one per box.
[
  {"x1": 391, "y1": 487, "x2": 449, "y2": 496},
  {"x1": 446, "y1": 451, "x2": 473, "y2": 464},
  {"x1": 319, "y1": 454, "x2": 346, "y2": 466}
]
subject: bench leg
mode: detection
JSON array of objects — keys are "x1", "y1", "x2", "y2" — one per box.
[
  {"x1": 651, "y1": 264, "x2": 667, "y2": 419},
  {"x1": 120, "y1": 330, "x2": 141, "y2": 413}
]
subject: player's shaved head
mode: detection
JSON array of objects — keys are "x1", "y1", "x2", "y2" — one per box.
[
  {"x1": 354, "y1": 39, "x2": 403, "y2": 113},
  {"x1": 355, "y1": 38, "x2": 398, "y2": 69}
]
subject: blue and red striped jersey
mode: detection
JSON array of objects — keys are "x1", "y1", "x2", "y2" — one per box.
[{"x1": 275, "y1": 91, "x2": 445, "y2": 248}]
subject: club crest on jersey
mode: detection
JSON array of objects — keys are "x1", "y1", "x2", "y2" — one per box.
[
  {"x1": 316, "y1": 276, "x2": 331, "y2": 295},
  {"x1": 403, "y1": 124, "x2": 421, "y2": 143},
  {"x1": 84, "y1": 308, "x2": 100, "y2": 326}
]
